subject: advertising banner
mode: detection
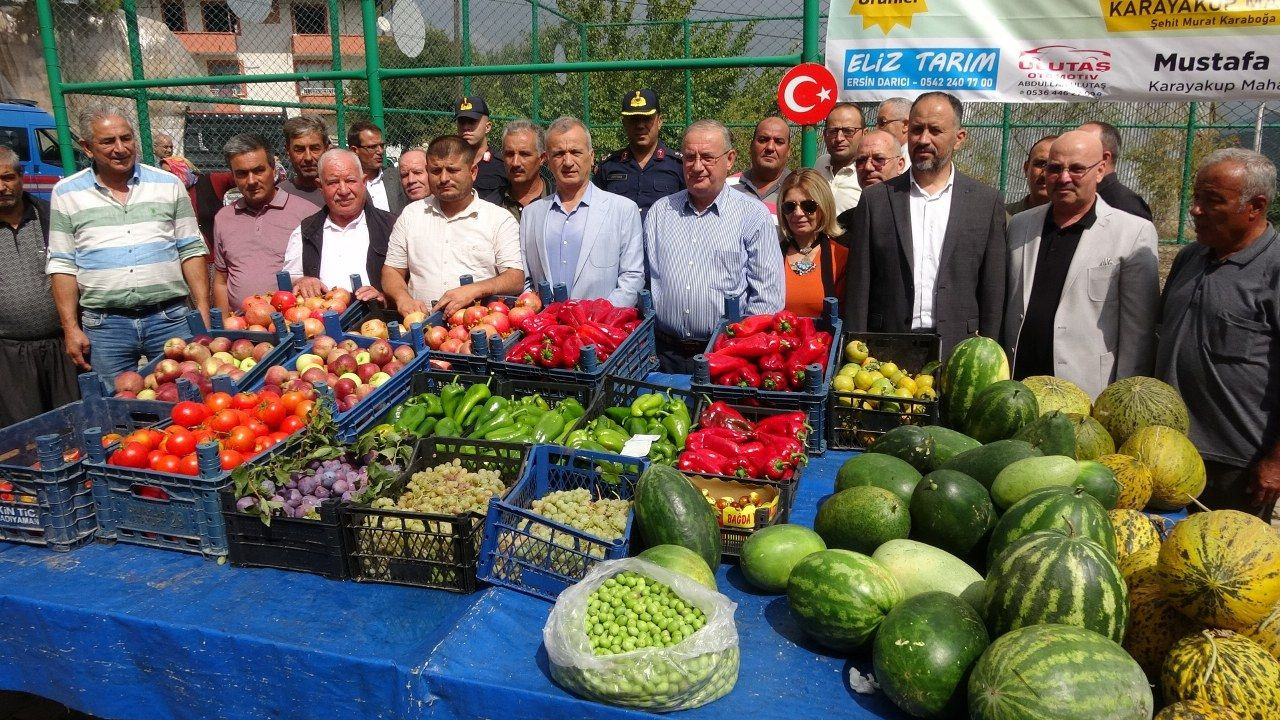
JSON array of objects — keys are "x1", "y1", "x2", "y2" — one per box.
[{"x1": 824, "y1": 0, "x2": 1280, "y2": 101}]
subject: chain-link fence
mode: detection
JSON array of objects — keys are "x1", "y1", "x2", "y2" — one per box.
[{"x1": 22, "y1": 0, "x2": 1279, "y2": 242}]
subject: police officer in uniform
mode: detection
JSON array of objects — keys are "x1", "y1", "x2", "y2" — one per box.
[
  {"x1": 455, "y1": 96, "x2": 509, "y2": 205},
  {"x1": 592, "y1": 89, "x2": 684, "y2": 216}
]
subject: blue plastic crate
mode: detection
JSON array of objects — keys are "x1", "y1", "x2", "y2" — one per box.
[
  {"x1": 477, "y1": 445, "x2": 648, "y2": 601},
  {"x1": 410, "y1": 274, "x2": 524, "y2": 374},
  {"x1": 0, "y1": 376, "x2": 175, "y2": 551},
  {"x1": 690, "y1": 297, "x2": 842, "y2": 454},
  {"x1": 132, "y1": 310, "x2": 299, "y2": 397}
]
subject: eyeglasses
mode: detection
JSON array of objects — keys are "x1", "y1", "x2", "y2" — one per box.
[
  {"x1": 854, "y1": 154, "x2": 899, "y2": 168},
  {"x1": 824, "y1": 126, "x2": 865, "y2": 138},
  {"x1": 782, "y1": 199, "x2": 819, "y2": 215},
  {"x1": 356, "y1": 142, "x2": 385, "y2": 151},
  {"x1": 1044, "y1": 159, "x2": 1103, "y2": 178},
  {"x1": 681, "y1": 149, "x2": 731, "y2": 167},
  {"x1": 876, "y1": 117, "x2": 907, "y2": 127}
]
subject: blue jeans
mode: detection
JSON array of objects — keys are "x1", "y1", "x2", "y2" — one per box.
[{"x1": 81, "y1": 303, "x2": 190, "y2": 386}]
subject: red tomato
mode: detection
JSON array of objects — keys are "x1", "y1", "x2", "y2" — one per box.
[
  {"x1": 155, "y1": 455, "x2": 181, "y2": 474},
  {"x1": 178, "y1": 453, "x2": 200, "y2": 476},
  {"x1": 218, "y1": 449, "x2": 244, "y2": 470},
  {"x1": 205, "y1": 392, "x2": 234, "y2": 412},
  {"x1": 232, "y1": 391, "x2": 259, "y2": 411},
  {"x1": 147, "y1": 449, "x2": 167, "y2": 470},
  {"x1": 225, "y1": 426, "x2": 257, "y2": 454},
  {"x1": 280, "y1": 391, "x2": 304, "y2": 414},
  {"x1": 268, "y1": 431, "x2": 292, "y2": 444},
  {"x1": 209, "y1": 409, "x2": 240, "y2": 434},
  {"x1": 245, "y1": 419, "x2": 270, "y2": 438},
  {"x1": 164, "y1": 428, "x2": 197, "y2": 457},
  {"x1": 125, "y1": 430, "x2": 158, "y2": 452},
  {"x1": 255, "y1": 397, "x2": 287, "y2": 430},
  {"x1": 117, "y1": 442, "x2": 150, "y2": 469},
  {"x1": 192, "y1": 428, "x2": 216, "y2": 447},
  {"x1": 294, "y1": 400, "x2": 314, "y2": 418},
  {"x1": 170, "y1": 401, "x2": 207, "y2": 429},
  {"x1": 101, "y1": 432, "x2": 123, "y2": 448},
  {"x1": 279, "y1": 416, "x2": 306, "y2": 434}
]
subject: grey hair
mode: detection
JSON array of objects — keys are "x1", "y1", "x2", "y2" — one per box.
[
  {"x1": 282, "y1": 114, "x2": 330, "y2": 144},
  {"x1": 684, "y1": 119, "x2": 733, "y2": 152},
  {"x1": 0, "y1": 145, "x2": 19, "y2": 171},
  {"x1": 877, "y1": 97, "x2": 911, "y2": 119},
  {"x1": 222, "y1": 133, "x2": 275, "y2": 166},
  {"x1": 317, "y1": 148, "x2": 361, "y2": 177},
  {"x1": 77, "y1": 103, "x2": 134, "y2": 140},
  {"x1": 153, "y1": 132, "x2": 173, "y2": 143},
  {"x1": 399, "y1": 147, "x2": 427, "y2": 162},
  {"x1": 502, "y1": 119, "x2": 545, "y2": 154},
  {"x1": 545, "y1": 116, "x2": 592, "y2": 155},
  {"x1": 1199, "y1": 148, "x2": 1277, "y2": 208}
]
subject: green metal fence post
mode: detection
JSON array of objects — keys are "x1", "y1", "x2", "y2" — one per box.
[
  {"x1": 1176, "y1": 102, "x2": 1198, "y2": 245},
  {"x1": 121, "y1": 0, "x2": 153, "y2": 163},
  {"x1": 328, "y1": 0, "x2": 347, "y2": 143},
  {"x1": 34, "y1": 0, "x2": 76, "y2": 172},
  {"x1": 360, "y1": 0, "x2": 385, "y2": 128},
  {"x1": 801, "y1": 0, "x2": 820, "y2": 166},
  {"x1": 579, "y1": 26, "x2": 590, "y2": 127},
  {"x1": 531, "y1": 1, "x2": 541, "y2": 122},
  {"x1": 461, "y1": 0, "x2": 472, "y2": 96},
  {"x1": 682, "y1": 20, "x2": 693, "y2": 126},
  {"x1": 997, "y1": 103, "x2": 1012, "y2": 198}
]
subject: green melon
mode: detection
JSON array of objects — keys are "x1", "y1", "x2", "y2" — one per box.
[
  {"x1": 909, "y1": 469, "x2": 996, "y2": 559},
  {"x1": 984, "y1": 531, "x2": 1128, "y2": 643},
  {"x1": 1161, "y1": 630, "x2": 1280, "y2": 720},
  {"x1": 1012, "y1": 410, "x2": 1077, "y2": 457},
  {"x1": 637, "y1": 545, "x2": 717, "y2": 590},
  {"x1": 787, "y1": 549, "x2": 903, "y2": 651},
  {"x1": 962, "y1": 380, "x2": 1040, "y2": 443},
  {"x1": 1096, "y1": 453, "x2": 1154, "y2": 510},
  {"x1": 939, "y1": 439, "x2": 1042, "y2": 489},
  {"x1": 738, "y1": 524, "x2": 826, "y2": 594},
  {"x1": 1069, "y1": 412, "x2": 1116, "y2": 460},
  {"x1": 1092, "y1": 376, "x2": 1190, "y2": 447},
  {"x1": 835, "y1": 453, "x2": 922, "y2": 504},
  {"x1": 871, "y1": 539, "x2": 986, "y2": 609},
  {"x1": 968, "y1": 623, "x2": 1153, "y2": 720},
  {"x1": 990, "y1": 455, "x2": 1080, "y2": 510},
  {"x1": 940, "y1": 336, "x2": 1010, "y2": 429},
  {"x1": 1119, "y1": 425, "x2": 1205, "y2": 512},
  {"x1": 814, "y1": 485, "x2": 911, "y2": 555},
  {"x1": 868, "y1": 425, "x2": 936, "y2": 473},
  {"x1": 985, "y1": 486, "x2": 1116, "y2": 568},
  {"x1": 1022, "y1": 375, "x2": 1093, "y2": 416},
  {"x1": 873, "y1": 592, "x2": 990, "y2": 719}
]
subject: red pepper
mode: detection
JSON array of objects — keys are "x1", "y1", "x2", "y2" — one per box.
[
  {"x1": 697, "y1": 426, "x2": 752, "y2": 443},
  {"x1": 720, "y1": 455, "x2": 752, "y2": 478},
  {"x1": 735, "y1": 366, "x2": 762, "y2": 388},
  {"x1": 772, "y1": 310, "x2": 799, "y2": 336},
  {"x1": 757, "y1": 431, "x2": 808, "y2": 466},
  {"x1": 604, "y1": 305, "x2": 638, "y2": 326},
  {"x1": 712, "y1": 334, "x2": 731, "y2": 352},
  {"x1": 590, "y1": 322, "x2": 630, "y2": 347},
  {"x1": 705, "y1": 351, "x2": 748, "y2": 379},
  {"x1": 685, "y1": 431, "x2": 743, "y2": 458},
  {"x1": 677, "y1": 450, "x2": 731, "y2": 476},
  {"x1": 739, "y1": 441, "x2": 769, "y2": 477},
  {"x1": 505, "y1": 332, "x2": 544, "y2": 364},
  {"x1": 758, "y1": 353, "x2": 786, "y2": 372},
  {"x1": 562, "y1": 332, "x2": 583, "y2": 368},
  {"x1": 719, "y1": 333, "x2": 784, "y2": 359},
  {"x1": 754, "y1": 412, "x2": 811, "y2": 443},
  {"x1": 725, "y1": 314, "x2": 774, "y2": 338},
  {"x1": 795, "y1": 316, "x2": 817, "y2": 340},
  {"x1": 576, "y1": 324, "x2": 619, "y2": 354},
  {"x1": 761, "y1": 370, "x2": 788, "y2": 391},
  {"x1": 783, "y1": 356, "x2": 809, "y2": 388},
  {"x1": 760, "y1": 456, "x2": 792, "y2": 481},
  {"x1": 522, "y1": 312, "x2": 558, "y2": 334},
  {"x1": 698, "y1": 402, "x2": 753, "y2": 434},
  {"x1": 559, "y1": 302, "x2": 589, "y2": 328},
  {"x1": 588, "y1": 298, "x2": 615, "y2": 322}
]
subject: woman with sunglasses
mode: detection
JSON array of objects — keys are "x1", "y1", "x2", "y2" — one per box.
[{"x1": 776, "y1": 168, "x2": 847, "y2": 317}]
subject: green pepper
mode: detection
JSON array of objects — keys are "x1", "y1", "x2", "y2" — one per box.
[
  {"x1": 554, "y1": 415, "x2": 582, "y2": 444},
  {"x1": 645, "y1": 418, "x2": 669, "y2": 440},
  {"x1": 563, "y1": 429, "x2": 592, "y2": 448},
  {"x1": 630, "y1": 393, "x2": 665, "y2": 417},
  {"x1": 668, "y1": 398, "x2": 691, "y2": 425},
  {"x1": 484, "y1": 425, "x2": 530, "y2": 442},
  {"x1": 415, "y1": 416, "x2": 438, "y2": 436},
  {"x1": 592, "y1": 416, "x2": 626, "y2": 435},
  {"x1": 604, "y1": 406, "x2": 632, "y2": 424},
  {"x1": 435, "y1": 417, "x2": 462, "y2": 437},
  {"x1": 520, "y1": 394, "x2": 549, "y2": 410},
  {"x1": 417, "y1": 393, "x2": 443, "y2": 417},
  {"x1": 625, "y1": 417, "x2": 649, "y2": 437},
  {"x1": 473, "y1": 409, "x2": 516, "y2": 438},
  {"x1": 469, "y1": 396, "x2": 509, "y2": 430},
  {"x1": 440, "y1": 380, "x2": 466, "y2": 418},
  {"x1": 531, "y1": 410, "x2": 567, "y2": 444},
  {"x1": 662, "y1": 413, "x2": 690, "y2": 450},
  {"x1": 515, "y1": 407, "x2": 545, "y2": 427},
  {"x1": 647, "y1": 440, "x2": 676, "y2": 464},
  {"x1": 394, "y1": 404, "x2": 430, "y2": 434},
  {"x1": 452, "y1": 382, "x2": 492, "y2": 424},
  {"x1": 593, "y1": 428, "x2": 629, "y2": 453},
  {"x1": 575, "y1": 439, "x2": 607, "y2": 453},
  {"x1": 556, "y1": 397, "x2": 585, "y2": 423}
]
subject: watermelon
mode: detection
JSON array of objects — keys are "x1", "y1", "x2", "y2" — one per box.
[
  {"x1": 873, "y1": 592, "x2": 990, "y2": 719},
  {"x1": 835, "y1": 453, "x2": 922, "y2": 503},
  {"x1": 909, "y1": 469, "x2": 996, "y2": 558},
  {"x1": 1125, "y1": 564, "x2": 1205, "y2": 681},
  {"x1": 787, "y1": 549, "x2": 903, "y2": 651},
  {"x1": 968, "y1": 624, "x2": 1153, "y2": 720},
  {"x1": 919, "y1": 426, "x2": 981, "y2": 470},
  {"x1": 1161, "y1": 630, "x2": 1280, "y2": 720},
  {"x1": 633, "y1": 463, "x2": 722, "y2": 571},
  {"x1": 1068, "y1": 413, "x2": 1116, "y2": 460},
  {"x1": 872, "y1": 539, "x2": 986, "y2": 610},
  {"x1": 985, "y1": 486, "x2": 1116, "y2": 567},
  {"x1": 1158, "y1": 509, "x2": 1280, "y2": 631},
  {"x1": 990, "y1": 455, "x2": 1080, "y2": 510},
  {"x1": 940, "y1": 439, "x2": 1041, "y2": 489},
  {"x1": 868, "y1": 425, "x2": 936, "y2": 473},
  {"x1": 1074, "y1": 460, "x2": 1120, "y2": 509},
  {"x1": 814, "y1": 486, "x2": 910, "y2": 555},
  {"x1": 962, "y1": 380, "x2": 1040, "y2": 443},
  {"x1": 738, "y1": 524, "x2": 826, "y2": 594},
  {"x1": 1108, "y1": 509, "x2": 1162, "y2": 560},
  {"x1": 1096, "y1": 453, "x2": 1154, "y2": 510},
  {"x1": 1119, "y1": 425, "x2": 1205, "y2": 511},
  {"x1": 1154, "y1": 700, "x2": 1246, "y2": 720},
  {"x1": 984, "y1": 531, "x2": 1128, "y2": 643},
  {"x1": 637, "y1": 545, "x2": 717, "y2": 590},
  {"x1": 940, "y1": 336, "x2": 1010, "y2": 429},
  {"x1": 1013, "y1": 410, "x2": 1077, "y2": 457},
  {"x1": 1022, "y1": 375, "x2": 1092, "y2": 416},
  {"x1": 1092, "y1": 376, "x2": 1190, "y2": 447}
]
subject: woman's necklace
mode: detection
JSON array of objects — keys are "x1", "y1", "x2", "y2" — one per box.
[{"x1": 790, "y1": 238, "x2": 820, "y2": 275}]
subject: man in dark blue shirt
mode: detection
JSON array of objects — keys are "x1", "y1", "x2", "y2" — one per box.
[
  {"x1": 455, "y1": 96, "x2": 508, "y2": 205},
  {"x1": 592, "y1": 89, "x2": 684, "y2": 215}
]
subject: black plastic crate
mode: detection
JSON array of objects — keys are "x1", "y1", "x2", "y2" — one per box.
[
  {"x1": 701, "y1": 474, "x2": 799, "y2": 562},
  {"x1": 220, "y1": 488, "x2": 348, "y2": 579},
  {"x1": 827, "y1": 331, "x2": 941, "y2": 451},
  {"x1": 341, "y1": 437, "x2": 530, "y2": 592}
]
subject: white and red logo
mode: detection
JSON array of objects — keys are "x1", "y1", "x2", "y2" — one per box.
[
  {"x1": 777, "y1": 63, "x2": 838, "y2": 126},
  {"x1": 1018, "y1": 45, "x2": 1113, "y2": 79}
]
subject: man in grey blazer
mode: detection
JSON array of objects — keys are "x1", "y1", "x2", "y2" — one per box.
[
  {"x1": 520, "y1": 117, "x2": 645, "y2": 307},
  {"x1": 1003, "y1": 130, "x2": 1160, "y2": 399},
  {"x1": 843, "y1": 92, "x2": 1007, "y2": 357}
]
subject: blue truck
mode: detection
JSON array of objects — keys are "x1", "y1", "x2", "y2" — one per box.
[{"x1": 0, "y1": 99, "x2": 69, "y2": 200}]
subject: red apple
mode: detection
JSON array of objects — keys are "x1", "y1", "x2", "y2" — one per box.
[
  {"x1": 144, "y1": 373, "x2": 160, "y2": 390},
  {"x1": 482, "y1": 312, "x2": 511, "y2": 334},
  {"x1": 271, "y1": 290, "x2": 297, "y2": 312},
  {"x1": 192, "y1": 334, "x2": 214, "y2": 345},
  {"x1": 507, "y1": 306, "x2": 535, "y2": 330},
  {"x1": 330, "y1": 353, "x2": 358, "y2": 377},
  {"x1": 355, "y1": 384, "x2": 375, "y2": 399},
  {"x1": 302, "y1": 317, "x2": 324, "y2": 338},
  {"x1": 203, "y1": 357, "x2": 224, "y2": 377},
  {"x1": 183, "y1": 343, "x2": 211, "y2": 363},
  {"x1": 338, "y1": 339, "x2": 360, "y2": 353},
  {"x1": 367, "y1": 339, "x2": 393, "y2": 365},
  {"x1": 383, "y1": 360, "x2": 404, "y2": 375},
  {"x1": 515, "y1": 290, "x2": 543, "y2": 312},
  {"x1": 285, "y1": 378, "x2": 313, "y2": 394},
  {"x1": 300, "y1": 366, "x2": 328, "y2": 385},
  {"x1": 154, "y1": 358, "x2": 181, "y2": 384},
  {"x1": 178, "y1": 370, "x2": 203, "y2": 386},
  {"x1": 393, "y1": 344, "x2": 417, "y2": 364},
  {"x1": 222, "y1": 316, "x2": 248, "y2": 331},
  {"x1": 136, "y1": 388, "x2": 156, "y2": 400},
  {"x1": 261, "y1": 383, "x2": 282, "y2": 397},
  {"x1": 426, "y1": 325, "x2": 448, "y2": 349},
  {"x1": 155, "y1": 383, "x2": 179, "y2": 402},
  {"x1": 163, "y1": 337, "x2": 187, "y2": 360},
  {"x1": 325, "y1": 347, "x2": 350, "y2": 364},
  {"x1": 356, "y1": 362, "x2": 380, "y2": 383},
  {"x1": 253, "y1": 342, "x2": 274, "y2": 362},
  {"x1": 115, "y1": 390, "x2": 138, "y2": 399},
  {"x1": 447, "y1": 308, "x2": 467, "y2": 327},
  {"x1": 264, "y1": 364, "x2": 290, "y2": 387},
  {"x1": 333, "y1": 377, "x2": 357, "y2": 398},
  {"x1": 310, "y1": 335, "x2": 337, "y2": 358},
  {"x1": 463, "y1": 305, "x2": 488, "y2": 327},
  {"x1": 326, "y1": 373, "x2": 339, "y2": 387},
  {"x1": 230, "y1": 339, "x2": 255, "y2": 361},
  {"x1": 486, "y1": 300, "x2": 510, "y2": 314},
  {"x1": 179, "y1": 360, "x2": 201, "y2": 374},
  {"x1": 114, "y1": 370, "x2": 144, "y2": 395},
  {"x1": 208, "y1": 336, "x2": 232, "y2": 354},
  {"x1": 227, "y1": 368, "x2": 246, "y2": 382}
]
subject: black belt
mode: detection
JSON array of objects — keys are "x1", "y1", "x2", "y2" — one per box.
[
  {"x1": 93, "y1": 297, "x2": 188, "y2": 318},
  {"x1": 656, "y1": 330, "x2": 710, "y2": 354}
]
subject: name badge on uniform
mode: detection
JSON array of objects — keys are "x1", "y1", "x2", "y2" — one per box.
[{"x1": 606, "y1": 172, "x2": 628, "y2": 181}]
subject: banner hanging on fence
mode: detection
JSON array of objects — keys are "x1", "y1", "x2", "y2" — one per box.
[{"x1": 825, "y1": 0, "x2": 1280, "y2": 101}]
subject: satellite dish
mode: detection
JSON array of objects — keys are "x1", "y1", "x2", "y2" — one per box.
[
  {"x1": 390, "y1": 0, "x2": 427, "y2": 58},
  {"x1": 554, "y1": 44, "x2": 567, "y2": 84},
  {"x1": 377, "y1": 15, "x2": 391, "y2": 33},
  {"x1": 227, "y1": 0, "x2": 269, "y2": 25}
]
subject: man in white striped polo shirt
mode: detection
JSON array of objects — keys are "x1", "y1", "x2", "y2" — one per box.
[{"x1": 46, "y1": 105, "x2": 209, "y2": 383}]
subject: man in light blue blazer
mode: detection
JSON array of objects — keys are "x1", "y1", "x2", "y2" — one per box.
[{"x1": 520, "y1": 117, "x2": 646, "y2": 307}]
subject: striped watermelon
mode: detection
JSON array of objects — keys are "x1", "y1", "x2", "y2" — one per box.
[
  {"x1": 986, "y1": 486, "x2": 1116, "y2": 568},
  {"x1": 1242, "y1": 602, "x2": 1280, "y2": 661},
  {"x1": 1158, "y1": 510, "x2": 1280, "y2": 631},
  {"x1": 873, "y1": 592, "x2": 990, "y2": 719},
  {"x1": 940, "y1": 336, "x2": 1009, "y2": 429},
  {"x1": 1160, "y1": 630, "x2": 1280, "y2": 720},
  {"x1": 1109, "y1": 509, "x2": 1162, "y2": 561},
  {"x1": 962, "y1": 380, "x2": 1040, "y2": 443},
  {"x1": 968, "y1": 623, "x2": 1153, "y2": 720},
  {"x1": 1120, "y1": 426, "x2": 1205, "y2": 511},
  {"x1": 1096, "y1": 453, "x2": 1154, "y2": 510},
  {"x1": 1092, "y1": 376, "x2": 1190, "y2": 447},
  {"x1": 787, "y1": 549, "x2": 903, "y2": 651},
  {"x1": 1124, "y1": 565, "x2": 1205, "y2": 681},
  {"x1": 1068, "y1": 413, "x2": 1116, "y2": 460},
  {"x1": 1023, "y1": 375, "x2": 1092, "y2": 416},
  {"x1": 1155, "y1": 700, "x2": 1246, "y2": 720},
  {"x1": 984, "y1": 531, "x2": 1128, "y2": 643}
]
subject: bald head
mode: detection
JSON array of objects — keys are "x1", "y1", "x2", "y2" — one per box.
[
  {"x1": 1046, "y1": 130, "x2": 1105, "y2": 213},
  {"x1": 854, "y1": 129, "x2": 905, "y2": 189},
  {"x1": 1077, "y1": 121, "x2": 1120, "y2": 174}
]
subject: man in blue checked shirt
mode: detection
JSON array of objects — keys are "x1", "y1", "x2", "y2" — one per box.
[
  {"x1": 46, "y1": 105, "x2": 209, "y2": 383},
  {"x1": 644, "y1": 119, "x2": 785, "y2": 373}
]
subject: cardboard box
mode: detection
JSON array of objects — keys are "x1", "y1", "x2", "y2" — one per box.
[{"x1": 687, "y1": 476, "x2": 780, "y2": 529}]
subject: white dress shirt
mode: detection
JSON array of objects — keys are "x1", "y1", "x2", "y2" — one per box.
[
  {"x1": 815, "y1": 153, "x2": 862, "y2": 215},
  {"x1": 908, "y1": 166, "x2": 955, "y2": 330},
  {"x1": 365, "y1": 170, "x2": 390, "y2": 212},
  {"x1": 283, "y1": 211, "x2": 372, "y2": 290}
]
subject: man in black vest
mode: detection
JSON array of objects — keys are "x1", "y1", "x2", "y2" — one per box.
[{"x1": 283, "y1": 148, "x2": 391, "y2": 303}]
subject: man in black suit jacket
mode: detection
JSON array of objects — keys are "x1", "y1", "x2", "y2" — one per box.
[
  {"x1": 843, "y1": 92, "x2": 1006, "y2": 357},
  {"x1": 1079, "y1": 120, "x2": 1152, "y2": 222}
]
